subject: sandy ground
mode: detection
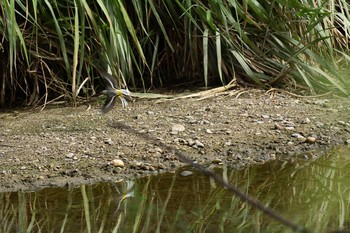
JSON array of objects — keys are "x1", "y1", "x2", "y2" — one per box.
[{"x1": 1, "y1": 89, "x2": 349, "y2": 192}]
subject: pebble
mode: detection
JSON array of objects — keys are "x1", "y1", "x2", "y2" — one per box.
[
  {"x1": 338, "y1": 121, "x2": 347, "y2": 126},
  {"x1": 315, "y1": 121, "x2": 324, "y2": 128},
  {"x1": 154, "y1": 147, "x2": 163, "y2": 153},
  {"x1": 306, "y1": 137, "x2": 316, "y2": 143},
  {"x1": 66, "y1": 153, "x2": 74, "y2": 159},
  {"x1": 274, "y1": 123, "x2": 284, "y2": 130},
  {"x1": 212, "y1": 158, "x2": 222, "y2": 164},
  {"x1": 206, "y1": 129, "x2": 213, "y2": 134},
  {"x1": 198, "y1": 120, "x2": 209, "y2": 124},
  {"x1": 171, "y1": 124, "x2": 185, "y2": 134},
  {"x1": 180, "y1": 171, "x2": 193, "y2": 177},
  {"x1": 104, "y1": 138, "x2": 113, "y2": 145},
  {"x1": 187, "y1": 139, "x2": 195, "y2": 146},
  {"x1": 224, "y1": 140, "x2": 233, "y2": 146},
  {"x1": 302, "y1": 118, "x2": 311, "y2": 124},
  {"x1": 194, "y1": 140, "x2": 204, "y2": 148},
  {"x1": 111, "y1": 159, "x2": 125, "y2": 167},
  {"x1": 132, "y1": 161, "x2": 142, "y2": 167},
  {"x1": 313, "y1": 100, "x2": 328, "y2": 106},
  {"x1": 291, "y1": 133, "x2": 306, "y2": 141}
]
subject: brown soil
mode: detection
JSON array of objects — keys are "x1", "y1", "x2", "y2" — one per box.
[{"x1": 1, "y1": 89, "x2": 349, "y2": 192}]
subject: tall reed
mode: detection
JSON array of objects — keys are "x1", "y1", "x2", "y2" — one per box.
[{"x1": 1, "y1": 0, "x2": 349, "y2": 107}]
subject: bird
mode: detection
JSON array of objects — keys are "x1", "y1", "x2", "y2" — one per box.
[{"x1": 100, "y1": 71, "x2": 131, "y2": 114}]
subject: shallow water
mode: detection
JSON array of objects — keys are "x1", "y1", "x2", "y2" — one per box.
[{"x1": 1, "y1": 146, "x2": 350, "y2": 233}]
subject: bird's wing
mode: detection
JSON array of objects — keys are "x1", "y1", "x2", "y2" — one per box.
[
  {"x1": 101, "y1": 71, "x2": 118, "y2": 89},
  {"x1": 102, "y1": 95, "x2": 118, "y2": 114}
]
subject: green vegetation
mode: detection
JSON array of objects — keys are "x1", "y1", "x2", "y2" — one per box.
[{"x1": 1, "y1": 0, "x2": 350, "y2": 107}]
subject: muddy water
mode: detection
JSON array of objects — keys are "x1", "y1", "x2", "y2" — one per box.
[{"x1": 1, "y1": 147, "x2": 350, "y2": 233}]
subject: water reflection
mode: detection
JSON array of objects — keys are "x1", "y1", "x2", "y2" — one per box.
[{"x1": 1, "y1": 147, "x2": 350, "y2": 233}]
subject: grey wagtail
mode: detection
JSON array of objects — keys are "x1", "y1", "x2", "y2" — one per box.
[{"x1": 100, "y1": 72, "x2": 131, "y2": 114}]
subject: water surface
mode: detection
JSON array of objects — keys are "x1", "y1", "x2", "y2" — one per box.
[{"x1": 1, "y1": 147, "x2": 350, "y2": 233}]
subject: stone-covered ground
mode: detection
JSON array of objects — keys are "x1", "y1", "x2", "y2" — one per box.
[{"x1": 1, "y1": 89, "x2": 349, "y2": 191}]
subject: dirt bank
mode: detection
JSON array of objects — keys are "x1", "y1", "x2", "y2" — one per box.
[{"x1": 1, "y1": 89, "x2": 349, "y2": 192}]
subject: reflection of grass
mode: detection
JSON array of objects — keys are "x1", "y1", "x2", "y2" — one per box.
[
  {"x1": 0, "y1": 193, "x2": 16, "y2": 233},
  {"x1": 0, "y1": 182, "x2": 136, "y2": 232},
  {"x1": 241, "y1": 147, "x2": 350, "y2": 233},
  {"x1": 4, "y1": 148, "x2": 350, "y2": 232}
]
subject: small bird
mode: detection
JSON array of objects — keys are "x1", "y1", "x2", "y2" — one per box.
[{"x1": 100, "y1": 71, "x2": 131, "y2": 114}]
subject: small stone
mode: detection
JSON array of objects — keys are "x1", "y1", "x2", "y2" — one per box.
[
  {"x1": 194, "y1": 140, "x2": 204, "y2": 148},
  {"x1": 154, "y1": 147, "x2": 163, "y2": 153},
  {"x1": 284, "y1": 122, "x2": 296, "y2": 127},
  {"x1": 113, "y1": 167, "x2": 123, "y2": 173},
  {"x1": 171, "y1": 124, "x2": 185, "y2": 134},
  {"x1": 66, "y1": 153, "x2": 74, "y2": 159},
  {"x1": 203, "y1": 120, "x2": 211, "y2": 124},
  {"x1": 338, "y1": 121, "x2": 346, "y2": 126},
  {"x1": 180, "y1": 171, "x2": 193, "y2": 177},
  {"x1": 261, "y1": 114, "x2": 270, "y2": 119},
  {"x1": 225, "y1": 130, "x2": 232, "y2": 135},
  {"x1": 274, "y1": 123, "x2": 284, "y2": 130},
  {"x1": 224, "y1": 140, "x2": 233, "y2": 146},
  {"x1": 212, "y1": 158, "x2": 222, "y2": 164},
  {"x1": 104, "y1": 138, "x2": 113, "y2": 145},
  {"x1": 285, "y1": 126, "x2": 295, "y2": 131},
  {"x1": 313, "y1": 100, "x2": 328, "y2": 106},
  {"x1": 206, "y1": 129, "x2": 213, "y2": 134},
  {"x1": 315, "y1": 121, "x2": 324, "y2": 128},
  {"x1": 133, "y1": 161, "x2": 142, "y2": 167},
  {"x1": 302, "y1": 118, "x2": 311, "y2": 124},
  {"x1": 306, "y1": 137, "x2": 316, "y2": 143},
  {"x1": 287, "y1": 141, "x2": 294, "y2": 146},
  {"x1": 111, "y1": 159, "x2": 125, "y2": 167},
  {"x1": 187, "y1": 139, "x2": 195, "y2": 146},
  {"x1": 291, "y1": 133, "x2": 306, "y2": 142}
]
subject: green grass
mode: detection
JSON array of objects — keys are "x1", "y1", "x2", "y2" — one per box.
[{"x1": 1, "y1": 0, "x2": 350, "y2": 107}]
